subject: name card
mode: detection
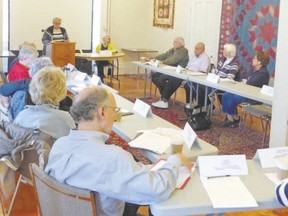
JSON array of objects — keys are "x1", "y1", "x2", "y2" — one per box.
[
  {"x1": 206, "y1": 73, "x2": 220, "y2": 83},
  {"x1": 133, "y1": 98, "x2": 153, "y2": 118},
  {"x1": 182, "y1": 122, "x2": 201, "y2": 149},
  {"x1": 253, "y1": 147, "x2": 288, "y2": 168},
  {"x1": 176, "y1": 65, "x2": 183, "y2": 73},
  {"x1": 99, "y1": 50, "x2": 112, "y2": 56},
  {"x1": 260, "y1": 85, "x2": 274, "y2": 97},
  {"x1": 90, "y1": 74, "x2": 101, "y2": 86}
]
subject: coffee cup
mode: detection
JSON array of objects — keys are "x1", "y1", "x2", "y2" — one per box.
[
  {"x1": 276, "y1": 157, "x2": 288, "y2": 180},
  {"x1": 171, "y1": 136, "x2": 184, "y2": 154},
  {"x1": 116, "y1": 112, "x2": 122, "y2": 122},
  {"x1": 140, "y1": 56, "x2": 146, "y2": 62}
]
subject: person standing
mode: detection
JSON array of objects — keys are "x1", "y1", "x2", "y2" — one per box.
[{"x1": 42, "y1": 17, "x2": 69, "y2": 56}]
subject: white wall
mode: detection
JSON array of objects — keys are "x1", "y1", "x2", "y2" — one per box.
[{"x1": 269, "y1": 0, "x2": 288, "y2": 147}]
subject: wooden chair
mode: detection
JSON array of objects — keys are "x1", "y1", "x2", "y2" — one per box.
[{"x1": 29, "y1": 163, "x2": 97, "y2": 216}]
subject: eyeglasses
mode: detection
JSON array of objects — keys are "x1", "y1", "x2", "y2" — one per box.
[{"x1": 104, "y1": 106, "x2": 121, "y2": 113}]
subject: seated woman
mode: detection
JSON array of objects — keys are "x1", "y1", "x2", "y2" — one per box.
[
  {"x1": 220, "y1": 51, "x2": 270, "y2": 128},
  {"x1": 215, "y1": 43, "x2": 239, "y2": 79},
  {"x1": 0, "y1": 57, "x2": 54, "y2": 120},
  {"x1": 14, "y1": 66, "x2": 76, "y2": 140},
  {"x1": 95, "y1": 35, "x2": 116, "y2": 83}
]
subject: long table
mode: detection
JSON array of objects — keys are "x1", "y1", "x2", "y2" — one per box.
[
  {"x1": 75, "y1": 52, "x2": 125, "y2": 89},
  {"x1": 150, "y1": 160, "x2": 283, "y2": 216},
  {"x1": 133, "y1": 61, "x2": 273, "y2": 106},
  {"x1": 113, "y1": 93, "x2": 218, "y2": 162}
]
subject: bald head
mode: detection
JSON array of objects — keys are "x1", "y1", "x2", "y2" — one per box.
[
  {"x1": 70, "y1": 87, "x2": 111, "y2": 122},
  {"x1": 194, "y1": 42, "x2": 205, "y2": 57}
]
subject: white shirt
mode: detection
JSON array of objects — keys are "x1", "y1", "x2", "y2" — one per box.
[{"x1": 186, "y1": 52, "x2": 210, "y2": 72}]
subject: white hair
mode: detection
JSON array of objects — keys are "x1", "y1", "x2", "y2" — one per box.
[
  {"x1": 223, "y1": 44, "x2": 237, "y2": 57},
  {"x1": 29, "y1": 57, "x2": 54, "y2": 77},
  {"x1": 174, "y1": 37, "x2": 185, "y2": 47}
]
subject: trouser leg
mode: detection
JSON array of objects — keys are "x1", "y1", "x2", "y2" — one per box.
[{"x1": 161, "y1": 76, "x2": 182, "y2": 101}]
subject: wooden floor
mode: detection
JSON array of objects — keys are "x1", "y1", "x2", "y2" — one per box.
[{"x1": 1, "y1": 74, "x2": 286, "y2": 216}]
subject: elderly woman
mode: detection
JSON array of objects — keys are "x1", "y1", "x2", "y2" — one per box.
[
  {"x1": 216, "y1": 43, "x2": 239, "y2": 79},
  {"x1": 42, "y1": 17, "x2": 69, "y2": 55},
  {"x1": 7, "y1": 46, "x2": 39, "y2": 82},
  {"x1": 220, "y1": 51, "x2": 270, "y2": 128},
  {"x1": 95, "y1": 35, "x2": 117, "y2": 83},
  {"x1": 14, "y1": 67, "x2": 75, "y2": 139},
  {"x1": 0, "y1": 57, "x2": 54, "y2": 120}
]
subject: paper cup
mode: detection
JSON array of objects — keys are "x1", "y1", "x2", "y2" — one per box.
[
  {"x1": 276, "y1": 157, "x2": 288, "y2": 180},
  {"x1": 116, "y1": 112, "x2": 122, "y2": 122},
  {"x1": 140, "y1": 56, "x2": 146, "y2": 62},
  {"x1": 171, "y1": 136, "x2": 184, "y2": 154}
]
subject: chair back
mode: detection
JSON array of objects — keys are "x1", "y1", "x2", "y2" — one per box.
[{"x1": 29, "y1": 163, "x2": 97, "y2": 216}]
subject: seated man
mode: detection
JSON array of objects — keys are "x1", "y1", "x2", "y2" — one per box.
[
  {"x1": 45, "y1": 86, "x2": 189, "y2": 216},
  {"x1": 151, "y1": 37, "x2": 189, "y2": 109},
  {"x1": 8, "y1": 46, "x2": 39, "y2": 82},
  {"x1": 183, "y1": 42, "x2": 210, "y2": 109}
]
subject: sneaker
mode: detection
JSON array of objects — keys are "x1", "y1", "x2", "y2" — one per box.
[
  {"x1": 152, "y1": 100, "x2": 168, "y2": 109},
  {"x1": 185, "y1": 103, "x2": 192, "y2": 109}
]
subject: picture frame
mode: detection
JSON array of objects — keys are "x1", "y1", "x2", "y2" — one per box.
[{"x1": 153, "y1": 0, "x2": 175, "y2": 29}]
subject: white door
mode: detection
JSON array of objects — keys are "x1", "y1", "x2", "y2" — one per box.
[{"x1": 187, "y1": 0, "x2": 222, "y2": 65}]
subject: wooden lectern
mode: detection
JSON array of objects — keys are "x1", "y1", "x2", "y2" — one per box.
[{"x1": 45, "y1": 42, "x2": 76, "y2": 67}]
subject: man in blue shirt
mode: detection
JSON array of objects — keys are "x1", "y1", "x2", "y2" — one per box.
[{"x1": 45, "y1": 86, "x2": 189, "y2": 216}]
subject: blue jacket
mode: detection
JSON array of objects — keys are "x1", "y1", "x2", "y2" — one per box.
[{"x1": 0, "y1": 79, "x2": 30, "y2": 120}]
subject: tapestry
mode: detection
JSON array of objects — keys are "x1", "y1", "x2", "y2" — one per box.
[{"x1": 218, "y1": 0, "x2": 280, "y2": 76}]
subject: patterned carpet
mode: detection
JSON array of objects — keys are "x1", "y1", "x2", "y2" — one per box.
[{"x1": 109, "y1": 97, "x2": 268, "y2": 164}]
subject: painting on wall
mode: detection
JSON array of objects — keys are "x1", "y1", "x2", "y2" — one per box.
[
  {"x1": 153, "y1": 0, "x2": 175, "y2": 29},
  {"x1": 219, "y1": 0, "x2": 279, "y2": 76}
]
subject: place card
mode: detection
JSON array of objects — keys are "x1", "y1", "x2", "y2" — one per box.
[
  {"x1": 176, "y1": 65, "x2": 183, "y2": 73},
  {"x1": 182, "y1": 122, "x2": 201, "y2": 149},
  {"x1": 133, "y1": 98, "x2": 153, "y2": 118},
  {"x1": 198, "y1": 155, "x2": 248, "y2": 177},
  {"x1": 90, "y1": 74, "x2": 101, "y2": 86},
  {"x1": 206, "y1": 73, "x2": 220, "y2": 83},
  {"x1": 253, "y1": 147, "x2": 288, "y2": 168},
  {"x1": 260, "y1": 85, "x2": 274, "y2": 97}
]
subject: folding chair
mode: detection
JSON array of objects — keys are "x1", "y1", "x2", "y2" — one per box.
[{"x1": 30, "y1": 163, "x2": 97, "y2": 216}]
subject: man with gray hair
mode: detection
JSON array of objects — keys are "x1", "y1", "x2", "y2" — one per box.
[
  {"x1": 151, "y1": 36, "x2": 189, "y2": 109},
  {"x1": 8, "y1": 46, "x2": 39, "y2": 82},
  {"x1": 45, "y1": 86, "x2": 189, "y2": 216},
  {"x1": 0, "y1": 57, "x2": 53, "y2": 120}
]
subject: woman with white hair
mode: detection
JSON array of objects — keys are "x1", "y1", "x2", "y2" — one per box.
[
  {"x1": 0, "y1": 57, "x2": 54, "y2": 120},
  {"x1": 216, "y1": 43, "x2": 239, "y2": 79},
  {"x1": 7, "y1": 46, "x2": 39, "y2": 82},
  {"x1": 14, "y1": 67, "x2": 75, "y2": 140}
]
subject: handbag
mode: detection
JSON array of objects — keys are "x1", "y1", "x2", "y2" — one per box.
[{"x1": 185, "y1": 106, "x2": 211, "y2": 131}]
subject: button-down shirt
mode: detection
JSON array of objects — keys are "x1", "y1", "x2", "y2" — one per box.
[{"x1": 45, "y1": 130, "x2": 181, "y2": 216}]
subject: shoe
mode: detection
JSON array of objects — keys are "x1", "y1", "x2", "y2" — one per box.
[
  {"x1": 229, "y1": 122, "x2": 239, "y2": 128},
  {"x1": 218, "y1": 119, "x2": 233, "y2": 127},
  {"x1": 233, "y1": 116, "x2": 240, "y2": 123},
  {"x1": 185, "y1": 103, "x2": 192, "y2": 109},
  {"x1": 152, "y1": 100, "x2": 168, "y2": 109}
]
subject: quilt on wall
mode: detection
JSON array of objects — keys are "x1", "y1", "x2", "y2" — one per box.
[{"x1": 219, "y1": 0, "x2": 279, "y2": 76}]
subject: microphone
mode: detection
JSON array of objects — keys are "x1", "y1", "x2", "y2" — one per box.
[{"x1": 41, "y1": 29, "x2": 53, "y2": 43}]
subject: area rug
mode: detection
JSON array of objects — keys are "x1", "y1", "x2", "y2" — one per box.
[{"x1": 110, "y1": 96, "x2": 269, "y2": 164}]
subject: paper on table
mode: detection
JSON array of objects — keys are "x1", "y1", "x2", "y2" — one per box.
[
  {"x1": 152, "y1": 127, "x2": 182, "y2": 138},
  {"x1": 253, "y1": 147, "x2": 288, "y2": 168},
  {"x1": 186, "y1": 71, "x2": 206, "y2": 76},
  {"x1": 150, "y1": 159, "x2": 192, "y2": 189},
  {"x1": 162, "y1": 66, "x2": 177, "y2": 70},
  {"x1": 128, "y1": 132, "x2": 170, "y2": 154},
  {"x1": 201, "y1": 176, "x2": 258, "y2": 208},
  {"x1": 198, "y1": 155, "x2": 248, "y2": 177},
  {"x1": 265, "y1": 173, "x2": 281, "y2": 185}
]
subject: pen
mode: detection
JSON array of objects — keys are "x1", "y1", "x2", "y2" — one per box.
[{"x1": 207, "y1": 175, "x2": 231, "y2": 179}]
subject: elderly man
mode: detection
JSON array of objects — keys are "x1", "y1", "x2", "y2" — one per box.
[
  {"x1": 151, "y1": 37, "x2": 189, "y2": 109},
  {"x1": 183, "y1": 42, "x2": 211, "y2": 109},
  {"x1": 45, "y1": 86, "x2": 189, "y2": 216}
]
